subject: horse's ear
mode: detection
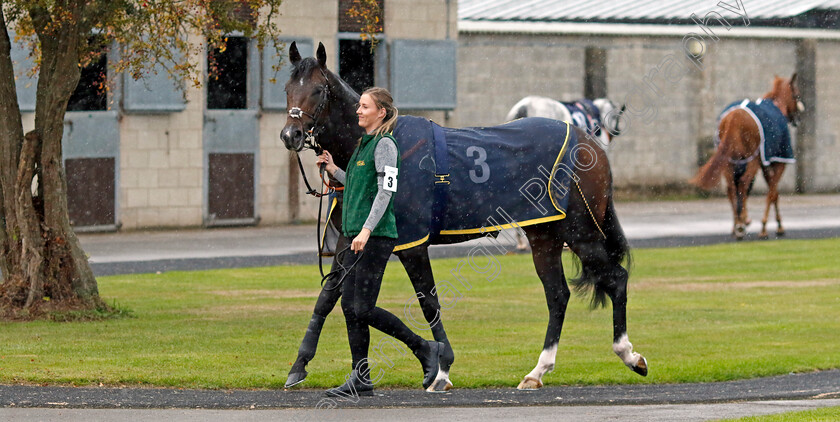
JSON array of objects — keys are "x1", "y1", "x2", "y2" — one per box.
[
  {"x1": 316, "y1": 42, "x2": 327, "y2": 68},
  {"x1": 790, "y1": 72, "x2": 798, "y2": 87},
  {"x1": 289, "y1": 41, "x2": 301, "y2": 66}
]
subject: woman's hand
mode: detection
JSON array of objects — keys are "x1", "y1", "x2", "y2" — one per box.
[
  {"x1": 351, "y1": 228, "x2": 371, "y2": 253},
  {"x1": 315, "y1": 150, "x2": 339, "y2": 175}
]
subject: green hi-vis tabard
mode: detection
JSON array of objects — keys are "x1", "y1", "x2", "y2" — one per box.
[{"x1": 342, "y1": 133, "x2": 400, "y2": 239}]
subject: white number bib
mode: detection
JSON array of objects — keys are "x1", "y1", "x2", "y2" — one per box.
[{"x1": 383, "y1": 165, "x2": 398, "y2": 192}]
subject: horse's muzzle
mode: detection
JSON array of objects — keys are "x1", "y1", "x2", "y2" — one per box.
[
  {"x1": 791, "y1": 101, "x2": 805, "y2": 127},
  {"x1": 281, "y1": 126, "x2": 304, "y2": 152}
]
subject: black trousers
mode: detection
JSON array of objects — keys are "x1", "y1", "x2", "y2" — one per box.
[{"x1": 340, "y1": 236, "x2": 425, "y2": 371}]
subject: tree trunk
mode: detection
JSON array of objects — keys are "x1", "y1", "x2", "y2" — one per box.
[
  {"x1": 0, "y1": 5, "x2": 26, "y2": 309},
  {"x1": 0, "y1": 6, "x2": 103, "y2": 319}
]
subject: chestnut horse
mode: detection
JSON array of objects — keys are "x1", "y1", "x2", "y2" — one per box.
[
  {"x1": 281, "y1": 42, "x2": 647, "y2": 392},
  {"x1": 691, "y1": 74, "x2": 803, "y2": 240}
]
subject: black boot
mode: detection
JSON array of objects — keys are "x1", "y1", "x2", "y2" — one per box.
[
  {"x1": 437, "y1": 336, "x2": 455, "y2": 374},
  {"x1": 414, "y1": 340, "x2": 445, "y2": 390},
  {"x1": 430, "y1": 323, "x2": 455, "y2": 373},
  {"x1": 324, "y1": 370, "x2": 374, "y2": 397},
  {"x1": 285, "y1": 314, "x2": 326, "y2": 388}
]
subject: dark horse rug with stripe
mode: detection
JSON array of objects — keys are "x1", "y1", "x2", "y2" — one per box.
[
  {"x1": 564, "y1": 99, "x2": 604, "y2": 139},
  {"x1": 718, "y1": 99, "x2": 796, "y2": 166},
  {"x1": 383, "y1": 116, "x2": 579, "y2": 250}
]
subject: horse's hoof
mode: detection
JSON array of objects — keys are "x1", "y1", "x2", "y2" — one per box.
[
  {"x1": 630, "y1": 356, "x2": 648, "y2": 377},
  {"x1": 426, "y1": 376, "x2": 453, "y2": 393},
  {"x1": 285, "y1": 370, "x2": 308, "y2": 388},
  {"x1": 517, "y1": 376, "x2": 543, "y2": 390},
  {"x1": 758, "y1": 233, "x2": 769, "y2": 240},
  {"x1": 776, "y1": 229, "x2": 786, "y2": 237}
]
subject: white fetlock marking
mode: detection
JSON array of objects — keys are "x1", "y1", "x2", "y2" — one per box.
[
  {"x1": 426, "y1": 370, "x2": 452, "y2": 393},
  {"x1": 434, "y1": 370, "x2": 449, "y2": 385},
  {"x1": 524, "y1": 344, "x2": 557, "y2": 383},
  {"x1": 613, "y1": 334, "x2": 641, "y2": 368}
]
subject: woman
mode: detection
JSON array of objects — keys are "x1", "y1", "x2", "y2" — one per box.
[{"x1": 316, "y1": 87, "x2": 444, "y2": 396}]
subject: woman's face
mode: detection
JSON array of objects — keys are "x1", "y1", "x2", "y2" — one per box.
[{"x1": 357, "y1": 93, "x2": 386, "y2": 133}]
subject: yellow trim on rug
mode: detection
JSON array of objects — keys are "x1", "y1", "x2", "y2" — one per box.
[
  {"x1": 393, "y1": 234, "x2": 430, "y2": 252},
  {"x1": 438, "y1": 214, "x2": 565, "y2": 236},
  {"x1": 319, "y1": 197, "x2": 338, "y2": 252},
  {"x1": 548, "y1": 123, "x2": 571, "y2": 214}
]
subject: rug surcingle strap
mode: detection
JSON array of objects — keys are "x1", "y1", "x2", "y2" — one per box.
[{"x1": 430, "y1": 121, "x2": 449, "y2": 239}]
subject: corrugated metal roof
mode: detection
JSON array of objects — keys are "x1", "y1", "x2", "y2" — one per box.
[{"x1": 459, "y1": 0, "x2": 840, "y2": 22}]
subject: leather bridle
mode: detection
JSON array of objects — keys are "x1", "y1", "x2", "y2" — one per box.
[{"x1": 287, "y1": 67, "x2": 332, "y2": 154}]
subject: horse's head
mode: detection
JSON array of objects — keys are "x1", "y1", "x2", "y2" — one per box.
[
  {"x1": 769, "y1": 73, "x2": 805, "y2": 127},
  {"x1": 281, "y1": 42, "x2": 332, "y2": 152},
  {"x1": 593, "y1": 98, "x2": 626, "y2": 140}
]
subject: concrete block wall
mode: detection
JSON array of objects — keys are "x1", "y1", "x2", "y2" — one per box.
[
  {"x1": 814, "y1": 41, "x2": 840, "y2": 192},
  {"x1": 119, "y1": 106, "x2": 204, "y2": 229},
  {"x1": 454, "y1": 33, "x2": 584, "y2": 129},
  {"x1": 453, "y1": 34, "x2": 699, "y2": 187},
  {"x1": 385, "y1": 0, "x2": 456, "y2": 128},
  {"x1": 605, "y1": 37, "x2": 700, "y2": 187},
  {"x1": 385, "y1": 0, "x2": 456, "y2": 41},
  {"x1": 117, "y1": 30, "x2": 206, "y2": 230}
]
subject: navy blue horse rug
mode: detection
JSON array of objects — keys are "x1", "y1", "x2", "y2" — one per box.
[
  {"x1": 388, "y1": 116, "x2": 579, "y2": 251},
  {"x1": 564, "y1": 99, "x2": 603, "y2": 140},
  {"x1": 718, "y1": 99, "x2": 796, "y2": 166}
]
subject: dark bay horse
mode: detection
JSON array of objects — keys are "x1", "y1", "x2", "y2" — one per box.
[
  {"x1": 281, "y1": 42, "x2": 647, "y2": 391},
  {"x1": 506, "y1": 96, "x2": 625, "y2": 250},
  {"x1": 691, "y1": 74, "x2": 803, "y2": 240}
]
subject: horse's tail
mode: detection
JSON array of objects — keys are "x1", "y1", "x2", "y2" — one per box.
[
  {"x1": 571, "y1": 196, "x2": 632, "y2": 309},
  {"x1": 690, "y1": 117, "x2": 734, "y2": 190}
]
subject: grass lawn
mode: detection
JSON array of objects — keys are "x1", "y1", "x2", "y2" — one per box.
[
  {"x1": 716, "y1": 406, "x2": 840, "y2": 421},
  {"x1": 0, "y1": 237, "x2": 838, "y2": 389}
]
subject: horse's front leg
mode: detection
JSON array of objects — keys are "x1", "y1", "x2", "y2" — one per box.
[
  {"x1": 396, "y1": 245, "x2": 454, "y2": 392},
  {"x1": 285, "y1": 235, "x2": 350, "y2": 388},
  {"x1": 518, "y1": 229, "x2": 569, "y2": 390}
]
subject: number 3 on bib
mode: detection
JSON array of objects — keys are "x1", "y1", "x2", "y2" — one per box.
[{"x1": 384, "y1": 166, "x2": 398, "y2": 192}]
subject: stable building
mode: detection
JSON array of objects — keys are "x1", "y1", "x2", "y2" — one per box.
[
  {"x1": 454, "y1": 0, "x2": 840, "y2": 194},
  {"x1": 12, "y1": 0, "x2": 458, "y2": 231}
]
